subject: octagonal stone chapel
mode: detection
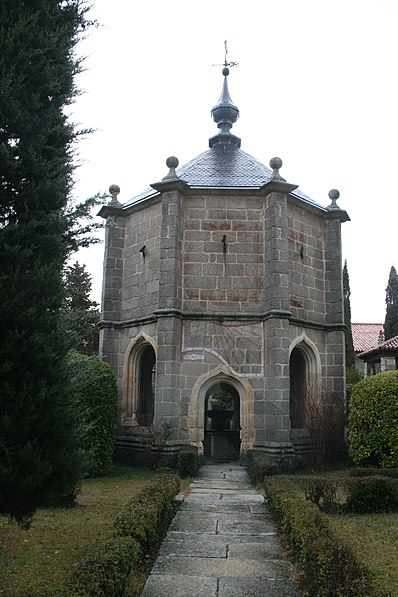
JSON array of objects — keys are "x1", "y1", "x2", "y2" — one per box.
[{"x1": 99, "y1": 65, "x2": 349, "y2": 465}]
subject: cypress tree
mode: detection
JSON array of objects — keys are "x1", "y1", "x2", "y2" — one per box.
[
  {"x1": 384, "y1": 265, "x2": 398, "y2": 340},
  {"x1": 343, "y1": 260, "x2": 355, "y2": 368},
  {"x1": 61, "y1": 262, "x2": 100, "y2": 356},
  {"x1": 0, "y1": 0, "x2": 92, "y2": 525}
]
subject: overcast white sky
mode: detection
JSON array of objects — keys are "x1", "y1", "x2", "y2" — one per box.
[{"x1": 71, "y1": 0, "x2": 397, "y2": 324}]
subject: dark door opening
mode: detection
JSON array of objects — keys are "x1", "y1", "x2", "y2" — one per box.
[
  {"x1": 290, "y1": 347, "x2": 306, "y2": 429},
  {"x1": 136, "y1": 344, "x2": 156, "y2": 426},
  {"x1": 203, "y1": 382, "x2": 240, "y2": 462}
]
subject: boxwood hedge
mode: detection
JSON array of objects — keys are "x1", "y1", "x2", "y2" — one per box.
[
  {"x1": 56, "y1": 473, "x2": 180, "y2": 596},
  {"x1": 263, "y1": 478, "x2": 386, "y2": 596}
]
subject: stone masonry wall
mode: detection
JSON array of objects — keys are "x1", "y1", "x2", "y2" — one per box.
[
  {"x1": 182, "y1": 194, "x2": 265, "y2": 314},
  {"x1": 287, "y1": 203, "x2": 325, "y2": 323},
  {"x1": 122, "y1": 201, "x2": 162, "y2": 321}
]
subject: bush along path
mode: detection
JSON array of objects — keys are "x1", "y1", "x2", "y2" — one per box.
[
  {"x1": 140, "y1": 464, "x2": 299, "y2": 597},
  {"x1": 263, "y1": 476, "x2": 395, "y2": 597},
  {"x1": 56, "y1": 474, "x2": 180, "y2": 596}
]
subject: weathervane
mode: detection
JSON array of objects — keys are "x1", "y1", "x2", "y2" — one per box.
[{"x1": 213, "y1": 40, "x2": 239, "y2": 70}]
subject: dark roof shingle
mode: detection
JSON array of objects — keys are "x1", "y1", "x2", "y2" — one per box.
[{"x1": 123, "y1": 144, "x2": 325, "y2": 210}]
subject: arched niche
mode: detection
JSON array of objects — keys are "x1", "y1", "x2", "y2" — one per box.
[
  {"x1": 289, "y1": 333, "x2": 320, "y2": 430},
  {"x1": 122, "y1": 332, "x2": 157, "y2": 426}
]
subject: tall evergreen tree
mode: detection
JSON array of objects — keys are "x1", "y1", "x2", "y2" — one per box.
[
  {"x1": 384, "y1": 265, "x2": 398, "y2": 340},
  {"x1": 343, "y1": 260, "x2": 355, "y2": 368},
  {"x1": 62, "y1": 262, "x2": 100, "y2": 355},
  {"x1": 0, "y1": 0, "x2": 93, "y2": 525}
]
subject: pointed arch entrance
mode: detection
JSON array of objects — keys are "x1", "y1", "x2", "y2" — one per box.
[{"x1": 188, "y1": 366, "x2": 255, "y2": 461}]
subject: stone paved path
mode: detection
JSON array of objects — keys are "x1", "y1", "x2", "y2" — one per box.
[{"x1": 140, "y1": 463, "x2": 300, "y2": 596}]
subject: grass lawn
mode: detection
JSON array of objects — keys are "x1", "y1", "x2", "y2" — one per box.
[
  {"x1": 329, "y1": 513, "x2": 398, "y2": 595},
  {"x1": 0, "y1": 466, "x2": 154, "y2": 597}
]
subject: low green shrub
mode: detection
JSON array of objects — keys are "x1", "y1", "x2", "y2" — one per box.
[
  {"x1": 113, "y1": 474, "x2": 180, "y2": 549},
  {"x1": 178, "y1": 448, "x2": 200, "y2": 478},
  {"x1": 344, "y1": 477, "x2": 398, "y2": 514},
  {"x1": 348, "y1": 467, "x2": 398, "y2": 478},
  {"x1": 298, "y1": 476, "x2": 338, "y2": 511},
  {"x1": 264, "y1": 478, "x2": 379, "y2": 596},
  {"x1": 113, "y1": 500, "x2": 158, "y2": 546},
  {"x1": 58, "y1": 473, "x2": 180, "y2": 596},
  {"x1": 56, "y1": 537, "x2": 140, "y2": 597},
  {"x1": 246, "y1": 450, "x2": 278, "y2": 484},
  {"x1": 297, "y1": 473, "x2": 398, "y2": 514}
]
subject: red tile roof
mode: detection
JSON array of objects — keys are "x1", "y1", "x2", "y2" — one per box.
[
  {"x1": 352, "y1": 323, "x2": 383, "y2": 353},
  {"x1": 359, "y1": 334, "x2": 398, "y2": 358},
  {"x1": 382, "y1": 336, "x2": 398, "y2": 349},
  {"x1": 358, "y1": 336, "x2": 398, "y2": 360}
]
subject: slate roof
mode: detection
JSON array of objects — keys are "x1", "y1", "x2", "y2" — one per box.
[
  {"x1": 123, "y1": 144, "x2": 326, "y2": 211},
  {"x1": 178, "y1": 144, "x2": 272, "y2": 188},
  {"x1": 352, "y1": 323, "x2": 383, "y2": 353}
]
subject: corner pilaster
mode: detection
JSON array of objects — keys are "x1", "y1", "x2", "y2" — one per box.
[
  {"x1": 98, "y1": 187, "x2": 126, "y2": 324},
  {"x1": 324, "y1": 189, "x2": 350, "y2": 325},
  {"x1": 150, "y1": 158, "x2": 189, "y2": 430},
  {"x1": 261, "y1": 159, "x2": 297, "y2": 314},
  {"x1": 151, "y1": 158, "x2": 189, "y2": 312}
]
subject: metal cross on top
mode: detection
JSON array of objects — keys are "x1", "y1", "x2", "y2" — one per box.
[{"x1": 213, "y1": 40, "x2": 239, "y2": 69}]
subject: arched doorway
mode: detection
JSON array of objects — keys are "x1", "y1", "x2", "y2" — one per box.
[{"x1": 203, "y1": 382, "x2": 240, "y2": 461}]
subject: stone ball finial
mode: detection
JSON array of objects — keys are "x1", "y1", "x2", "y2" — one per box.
[
  {"x1": 109, "y1": 184, "x2": 121, "y2": 204},
  {"x1": 166, "y1": 156, "x2": 179, "y2": 169},
  {"x1": 327, "y1": 188, "x2": 340, "y2": 209},
  {"x1": 270, "y1": 157, "x2": 283, "y2": 171},
  {"x1": 328, "y1": 189, "x2": 340, "y2": 201},
  {"x1": 109, "y1": 184, "x2": 120, "y2": 196},
  {"x1": 162, "y1": 156, "x2": 180, "y2": 181},
  {"x1": 269, "y1": 157, "x2": 285, "y2": 181}
]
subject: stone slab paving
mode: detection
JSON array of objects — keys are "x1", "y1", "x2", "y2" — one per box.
[{"x1": 140, "y1": 463, "x2": 300, "y2": 597}]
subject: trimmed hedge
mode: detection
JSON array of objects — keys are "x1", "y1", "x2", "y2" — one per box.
[
  {"x1": 348, "y1": 370, "x2": 398, "y2": 468},
  {"x1": 57, "y1": 537, "x2": 140, "y2": 597},
  {"x1": 298, "y1": 476, "x2": 338, "y2": 511},
  {"x1": 348, "y1": 467, "x2": 398, "y2": 479},
  {"x1": 264, "y1": 478, "x2": 385, "y2": 596},
  {"x1": 344, "y1": 477, "x2": 398, "y2": 514},
  {"x1": 113, "y1": 474, "x2": 180, "y2": 548},
  {"x1": 297, "y1": 474, "x2": 398, "y2": 514},
  {"x1": 246, "y1": 450, "x2": 278, "y2": 484},
  {"x1": 56, "y1": 473, "x2": 180, "y2": 596},
  {"x1": 177, "y1": 447, "x2": 200, "y2": 478}
]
